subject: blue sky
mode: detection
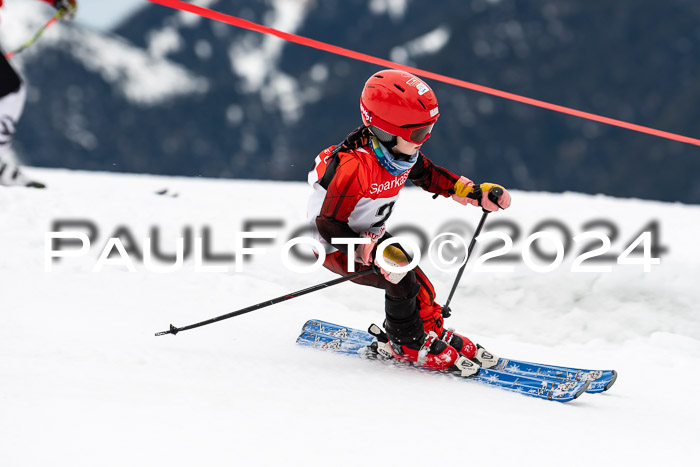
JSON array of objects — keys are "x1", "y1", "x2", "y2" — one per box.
[{"x1": 75, "y1": 0, "x2": 149, "y2": 31}]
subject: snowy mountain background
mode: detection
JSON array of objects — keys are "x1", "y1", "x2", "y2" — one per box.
[
  {"x1": 2, "y1": 0, "x2": 700, "y2": 202},
  {"x1": 1, "y1": 168, "x2": 700, "y2": 466}
]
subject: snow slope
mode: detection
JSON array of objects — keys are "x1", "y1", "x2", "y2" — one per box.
[{"x1": 1, "y1": 168, "x2": 699, "y2": 466}]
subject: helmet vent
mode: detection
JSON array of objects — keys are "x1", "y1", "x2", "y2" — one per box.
[
  {"x1": 394, "y1": 84, "x2": 405, "y2": 92},
  {"x1": 375, "y1": 74, "x2": 384, "y2": 79},
  {"x1": 417, "y1": 99, "x2": 427, "y2": 110}
]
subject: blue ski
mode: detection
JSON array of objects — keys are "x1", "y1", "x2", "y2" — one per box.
[
  {"x1": 297, "y1": 324, "x2": 589, "y2": 403},
  {"x1": 300, "y1": 319, "x2": 616, "y2": 394},
  {"x1": 494, "y1": 359, "x2": 616, "y2": 393}
]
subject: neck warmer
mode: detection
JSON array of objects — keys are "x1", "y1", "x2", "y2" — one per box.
[{"x1": 369, "y1": 136, "x2": 419, "y2": 176}]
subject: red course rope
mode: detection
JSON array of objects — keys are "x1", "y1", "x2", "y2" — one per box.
[{"x1": 148, "y1": 0, "x2": 700, "y2": 147}]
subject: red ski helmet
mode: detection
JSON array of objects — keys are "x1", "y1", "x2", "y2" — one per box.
[{"x1": 360, "y1": 69, "x2": 439, "y2": 145}]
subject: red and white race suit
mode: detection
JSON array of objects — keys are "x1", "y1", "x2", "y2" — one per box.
[
  {"x1": 306, "y1": 136, "x2": 464, "y2": 335},
  {"x1": 307, "y1": 141, "x2": 459, "y2": 254}
]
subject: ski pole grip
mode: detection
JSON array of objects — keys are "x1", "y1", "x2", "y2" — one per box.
[
  {"x1": 488, "y1": 186, "x2": 503, "y2": 204},
  {"x1": 480, "y1": 186, "x2": 504, "y2": 213}
]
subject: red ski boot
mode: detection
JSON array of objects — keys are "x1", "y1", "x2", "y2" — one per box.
[
  {"x1": 386, "y1": 330, "x2": 459, "y2": 370},
  {"x1": 441, "y1": 328, "x2": 499, "y2": 369},
  {"x1": 441, "y1": 328, "x2": 477, "y2": 359},
  {"x1": 380, "y1": 293, "x2": 460, "y2": 371},
  {"x1": 370, "y1": 326, "x2": 479, "y2": 376}
]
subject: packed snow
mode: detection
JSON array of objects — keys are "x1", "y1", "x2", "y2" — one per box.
[{"x1": 1, "y1": 168, "x2": 699, "y2": 466}]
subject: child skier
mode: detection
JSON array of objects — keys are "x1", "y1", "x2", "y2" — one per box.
[
  {"x1": 0, "y1": 0, "x2": 77, "y2": 188},
  {"x1": 307, "y1": 69, "x2": 511, "y2": 372}
]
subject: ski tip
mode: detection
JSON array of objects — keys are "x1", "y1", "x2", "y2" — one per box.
[
  {"x1": 574, "y1": 380, "x2": 590, "y2": 400},
  {"x1": 604, "y1": 370, "x2": 618, "y2": 391}
]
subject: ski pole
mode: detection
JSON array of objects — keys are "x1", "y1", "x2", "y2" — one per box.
[
  {"x1": 155, "y1": 266, "x2": 378, "y2": 336},
  {"x1": 440, "y1": 186, "x2": 503, "y2": 318},
  {"x1": 4, "y1": 5, "x2": 73, "y2": 60}
]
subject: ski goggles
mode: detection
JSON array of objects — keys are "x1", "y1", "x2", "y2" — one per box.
[
  {"x1": 370, "y1": 119, "x2": 435, "y2": 145},
  {"x1": 403, "y1": 123, "x2": 435, "y2": 145},
  {"x1": 363, "y1": 106, "x2": 437, "y2": 145}
]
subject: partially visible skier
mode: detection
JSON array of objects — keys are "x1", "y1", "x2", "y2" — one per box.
[
  {"x1": 307, "y1": 69, "x2": 511, "y2": 372},
  {"x1": 0, "y1": 0, "x2": 77, "y2": 188}
]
